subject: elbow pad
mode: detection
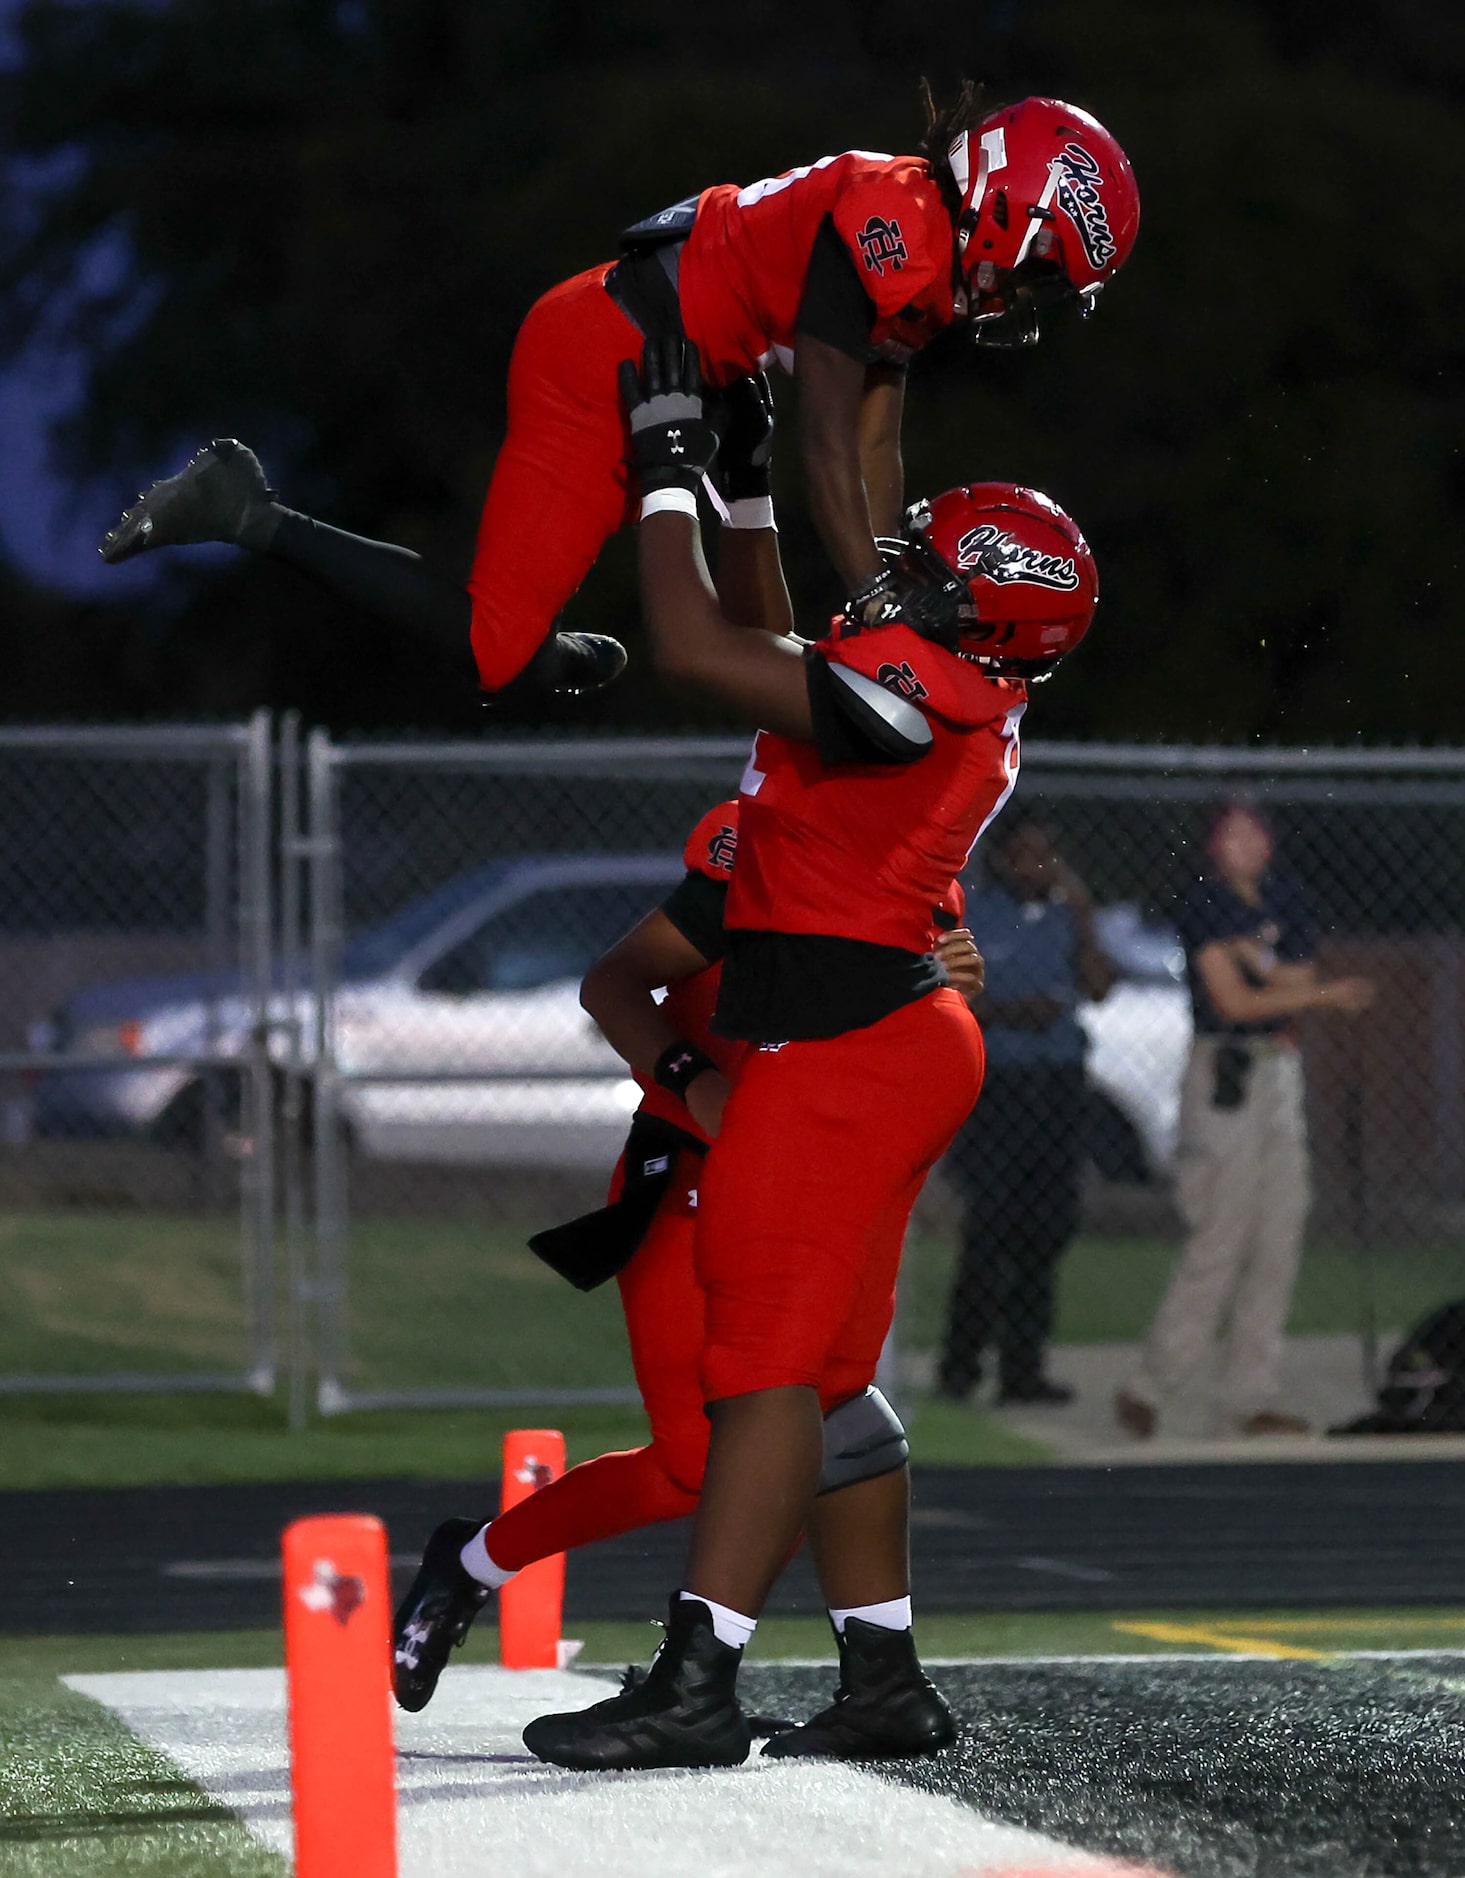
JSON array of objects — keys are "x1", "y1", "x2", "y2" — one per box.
[{"x1": 827, "y1": 660, "x2": 933, "y2": 763}]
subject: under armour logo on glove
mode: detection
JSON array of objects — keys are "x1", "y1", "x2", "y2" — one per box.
[{"x1": 619, "y1": 338, "x2": 720, "y2": 498}]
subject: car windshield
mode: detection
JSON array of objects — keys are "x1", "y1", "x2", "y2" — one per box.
[
  {"x1": 341, "y1": 865, "x2": 509, "y2": 980},
  {"x1": 417, "y1": 879, "x2": 677, "y2": 996}
]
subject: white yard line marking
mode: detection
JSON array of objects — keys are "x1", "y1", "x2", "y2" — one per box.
[{"x1": 67, "y1": 1666, "x2": 1164, "y2": 1878}]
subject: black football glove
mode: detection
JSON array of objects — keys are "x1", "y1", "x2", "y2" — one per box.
[
  {"x1": 617, "y1": 337, "x2": 719, "y2": 499},
  {"x1": 708, "y1": 372, "x2": 774, "y2": 505}
]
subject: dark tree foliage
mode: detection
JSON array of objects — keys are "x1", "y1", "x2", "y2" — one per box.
[{"x1": 1, "y1": 0, "x2": 1462, "y2": 739}]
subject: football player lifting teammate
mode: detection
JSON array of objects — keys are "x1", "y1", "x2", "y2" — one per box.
[
  {"x1": 98, "y1": 89, "x2": 1136, "y2": 700},
  {"x1": 512, "y1": 337, "x2": 1101, "y2": 1772},
  {"x1": 390, "y1": 798, "x2": 983, "y2": 1757}
]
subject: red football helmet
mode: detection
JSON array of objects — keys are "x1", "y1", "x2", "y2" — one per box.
[
  {"x1": 887, "y1": 483, "x2": 1098, "y2": 680},
  {"x1": 946, "y1": 97, "x2": 1140, "y2": 346}
]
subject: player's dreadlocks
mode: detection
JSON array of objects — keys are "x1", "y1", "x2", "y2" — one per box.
[{"x1": 919, "y1": 78, "x2": 987, "y2": 216}]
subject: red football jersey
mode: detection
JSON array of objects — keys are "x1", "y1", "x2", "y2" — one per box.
[
  {"x1": 632, "y1": 797, "x2": 968, "y2": 1141},
  {"x1": 677, "y1": 152, "x2": 958, "y2": 386},
  {"x1": 726, "y1": 629, "x2": 1026, "y2": 953}
]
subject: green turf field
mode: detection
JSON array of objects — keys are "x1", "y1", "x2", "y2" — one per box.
[
  {"x1": 2, "y1": 1207, "x2": 1450, "y2": 1491},
  {"x1": 5, "y1": 1609, "x2": 1464, "y2": 1878}
]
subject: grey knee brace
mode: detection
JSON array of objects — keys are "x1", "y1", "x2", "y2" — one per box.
[{"x1": 818, "y1": 1386, "x2": 909, "y2": 1494}]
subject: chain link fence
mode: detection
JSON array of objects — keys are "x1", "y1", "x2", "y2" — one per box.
[
  {"x1": 0, "y1": 717, "x2": 275, "y2": 1397},
  {"x1": 7, "y1": 722, "x2": 1463, "y2": 1443},
  {"x1": 297, "y1": 734, "x2": 748, "y2": 1413},
  {"x1": 303, "y1": 735, "x2": 1465, "y2": 1439},
  {"x1": 915, "y1": 745, "x2": 1465, "y2": 1443}
]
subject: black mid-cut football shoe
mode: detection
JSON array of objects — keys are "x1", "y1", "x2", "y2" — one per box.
[
  {"x1": 488, "y1": 629, "x2": 628, "y2": 704},
  {"x1": 522, "y1": 1595, "x2": 751, "y2": 1771},
  {"x1": 100, "y1": 438, "x2": 280, "y2": 563},
  {"x1": 391, "y1": 1517, "x2": 492, "y2": 1713},
  {"x1": 761, "y1": 1617, "x2": 956, "y2": 1762}
]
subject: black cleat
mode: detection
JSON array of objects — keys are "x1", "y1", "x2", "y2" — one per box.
[
  {"x1": 761, "y1": 1617, "x2": 956, "y2": 1762},
  {"x1": 544, "y1": 630, "x2": 628, "y2": 696},
  {"x1": 522, "y1": 1596, "x2": 751, "y2": 1771},
  {"x1": 391, "y1": 1517, "x2": 492, "y2": 1713},
  {"x1": 100, "y1": 438, "x2": 280, "y2": 564},
  {"x1": 488, "y1": 629, "x2": 627, "y2": 704}
]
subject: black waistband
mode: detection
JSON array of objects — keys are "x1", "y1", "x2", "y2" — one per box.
[
  {"x1": 605, "y1": 245, "x2": 685, "y2": 341},
  {"x1": 713, "y1": 930, "x2": 943, "y2": 1043}
]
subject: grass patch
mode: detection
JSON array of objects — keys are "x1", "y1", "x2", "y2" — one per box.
[
  {"x1": 5, "y1": 1205, "x2": 1452, "y2": 1490},
  {"x1": 0, "y1": 1388, "x2": 1036, "y2": 1490},
  {"x1": 0, "y1": 1393, "x2": 655, "y2": 1491},
  {"x1": 0, "y1": 1669, "x2": 285, "y2": 1877},
  {"x1": 899, "y1": 1229, "x2": 1455, "y2": 1349}
]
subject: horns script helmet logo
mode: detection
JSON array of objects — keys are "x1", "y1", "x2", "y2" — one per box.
[
  {"x1": 900, "y1": 483, "x2": 1098, "y2": 680},
  {"x1": 945, "y1": 97, "x2": 1140, "y2": 347}
]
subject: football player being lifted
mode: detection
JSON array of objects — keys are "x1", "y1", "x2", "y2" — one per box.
[{"x1": 99, "y1": 90, "x2": 1136, "y2": 700}]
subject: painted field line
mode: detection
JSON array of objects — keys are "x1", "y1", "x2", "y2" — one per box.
[
  {"x1": 916, "y1": 1645, "x2": 1465, "y2": 1675},
  {"x1": 66, "y1": 1666, "x2": 1167, "y2": 1878},
  {"x1": 1219, "y1": 1615, "x2": 1465, "y2": 1635},
  {"x1": 1109, "y1": 1621, "x2": 1330, "y2": 1661}
]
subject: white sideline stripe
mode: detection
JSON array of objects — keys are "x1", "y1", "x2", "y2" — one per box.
[{"x1": 66, "y1": 1666, "x2": 1161, "y2": 1877}]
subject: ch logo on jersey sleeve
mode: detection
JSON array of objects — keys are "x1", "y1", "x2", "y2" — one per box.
[
  {"x1": 856, "y1": 215, "x2": 908, "y2": 276},
  {"x1": 877, "y1": 660, "x2": 930, "y2": 702},
  {"x1": 706, "y1": 824, "x2": 737, "y2": 871}
]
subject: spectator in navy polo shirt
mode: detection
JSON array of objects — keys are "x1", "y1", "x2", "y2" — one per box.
[
  {"x1": 937, "y1": 815, "x2": 1116, "y2": 1406},
  {"x1": 1116, "y1": 800, "x2": 1374, "y2": 1440}
]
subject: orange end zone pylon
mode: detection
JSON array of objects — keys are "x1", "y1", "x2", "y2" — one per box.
[
  {"x1": 283, "y1": 1513, "x2": 398, "y2": 1878},
  {"x1": 498, "y1": 1428, "x2": 567, "y2": 1668}
]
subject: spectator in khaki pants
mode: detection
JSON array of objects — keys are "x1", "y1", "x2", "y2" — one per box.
[{"x1": 1117, "y1": 802, "x2": 1374, "y2": 1440}]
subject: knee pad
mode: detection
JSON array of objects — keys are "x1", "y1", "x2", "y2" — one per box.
[{"x1": 817, "y1": 1386, "x2": 909, "y2": 1495}]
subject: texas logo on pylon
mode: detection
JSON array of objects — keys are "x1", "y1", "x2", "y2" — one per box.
[{"x1": 296, "y1": 1557, "x2": 367, "y2": 1627}]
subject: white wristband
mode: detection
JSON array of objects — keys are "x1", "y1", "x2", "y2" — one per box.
[
  {"x1": 726, "y1": 496, "x2": 777, "y2": 531},
  {"x1": 639, "y1": 487, "x2": 699, "y2": 522}
]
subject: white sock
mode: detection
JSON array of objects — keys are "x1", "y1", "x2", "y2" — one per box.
[
  {"x1": 679, "y1": 1590, "x2": 757, "y2": 1650},
  {"x1": 459, "y1": 1525, "x2": 515, "y2": 1590},
  {"x1": 829, "y1": 1595, "x2": 913, "y2": 1634}
]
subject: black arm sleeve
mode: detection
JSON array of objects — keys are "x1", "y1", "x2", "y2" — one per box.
[
  {"x1": 805, "y1": 656, "x2": 929, "y2": 766},
  {"x1": 795, "y1": 216, "x2": 881, "y2": 363},
  {"x1": 659, "y1": 871, "x2": 729, "y2": 963},
  {"x1": 267, "y1": 509, "x2": 476, "y2": 677}
]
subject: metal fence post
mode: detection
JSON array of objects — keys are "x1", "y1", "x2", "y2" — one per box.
[
  {"x1": 279, "y1": 712, "x2": 311, "y2": 1429},
  {"x1": 307, "y1": 728, "x2": 349, "y2": 1416},
  {"x1": 240, "y1": 708, "x2": 276, "y2": 1394}
]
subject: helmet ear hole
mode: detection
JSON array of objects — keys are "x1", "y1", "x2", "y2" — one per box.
[{"x1": 991, "y1": 189, "x2": 1009, "y2": 230}]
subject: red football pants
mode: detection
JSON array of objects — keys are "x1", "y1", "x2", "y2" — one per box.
[
  {"x1": 480, "y1": 1006, "x2": 976, "y2": 1580},
  {"x1": 696, "y1": 989, "x2": 986, "y2": 1402},
  {"x1": 468, "y1": 265, "x2": 642, "y2": 690},
  {"x1": 482, "y1": 1150, "x2": 706, "y2": 1572}
]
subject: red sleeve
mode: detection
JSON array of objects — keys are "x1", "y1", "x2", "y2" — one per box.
[
  {"x1": 828, "y1": 177, "x2": 943, "y2": 324},
  {"x1": 941, "y1": 880, "x2": 966, "y2": 925},
  {"x1": 819, "y1": 623, "x2": 1020, "y2": 731},
  {"x1": 682, "y1": 800, "x2": 740, "y2": 881}
]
